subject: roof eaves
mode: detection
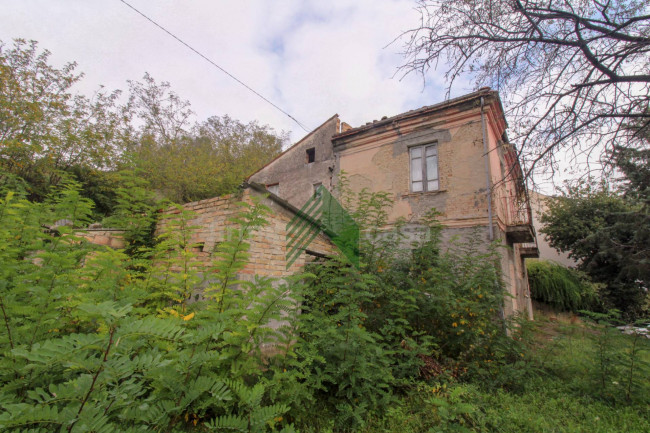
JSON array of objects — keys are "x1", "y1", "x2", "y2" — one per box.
[{"x1": 332, "y1": 87, "x2": 498, "y2": 141}]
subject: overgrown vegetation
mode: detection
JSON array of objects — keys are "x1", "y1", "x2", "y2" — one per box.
[
  {"x1": 4, "y1": 176, "x2": 646, "y2": 432},
  {"x1": 527, "y1": 260, "x2": 599, "y2": 312},
  {"x1": 364, "y1": 311, "x2": 650, "y2": 433},
  {"x1": 541, "y1": 146, "x2": 650, "y2": 319},
  {"x1": 1, "y1": 37, "x2": 649, "y2": 433},
  {"x1": 0, "y1": 39, "x2": 285, "y2": 211}
]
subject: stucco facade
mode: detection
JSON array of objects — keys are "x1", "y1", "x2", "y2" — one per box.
[
  {"x1": 528, "y1": 190, "x2": 577, "y2": 268},
  {"x1": 249, "y1": 115, "x2": 340, "y2": 208},
  {"x1": 249, "y1": 88, "x2": 538, "y2": 319}
]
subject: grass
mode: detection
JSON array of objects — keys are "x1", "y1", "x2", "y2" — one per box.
[{"x1": 361, "y1": 310, "x2": 650, "y2": 433}]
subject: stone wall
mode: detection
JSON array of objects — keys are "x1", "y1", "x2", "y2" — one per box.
[
  {"x1": 158, "y1": 187, "x2": 337, "y2": 284},
  {"x1": 79, "y1": 228, "x2": 125, "y2": 249}
]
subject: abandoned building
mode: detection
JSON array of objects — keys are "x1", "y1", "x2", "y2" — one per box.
[
  {"x1": 248, "y1": 88, "x2": 539, "y2": 318},
  {"x1": 159, "y1": 184, "x2": 337, "y2": 281}
]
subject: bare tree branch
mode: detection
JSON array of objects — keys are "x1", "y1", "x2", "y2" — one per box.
[{"x1": 399, "y1": 0, "x2": 650, "y2": 182}]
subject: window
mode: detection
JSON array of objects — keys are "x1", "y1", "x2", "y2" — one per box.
[
  {"x1": 267, "y1": 183, "x2": 279, "y2": 195},
  {"x1": 306, "y1": 147, "x2": 315, "y2": 163},
  {"x1": 409, "y1": 144, "x2": 438, "y2": 192}
]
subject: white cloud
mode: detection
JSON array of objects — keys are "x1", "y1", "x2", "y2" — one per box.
[{"x1": 0, "y1": 0, "x2": 456, "y2": 143}]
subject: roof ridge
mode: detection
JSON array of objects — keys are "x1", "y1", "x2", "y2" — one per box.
[{"x1": 245, "y1": 114, "x2": 339, "y2": 180}]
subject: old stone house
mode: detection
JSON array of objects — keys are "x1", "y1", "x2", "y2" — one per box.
[{"x1": 249, "y1": 88, "x2": 538, "y2": 318}]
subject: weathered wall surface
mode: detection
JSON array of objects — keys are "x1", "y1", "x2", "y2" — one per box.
[
  {"x1": 496, "y1": 229, "x2": 533, "y2": 318},
  {"x1": 528, "y1": 190, "x2": 577, "y2": 267},
  {"x1": 333, "y1": 98, "x2": 492, "y2": 235},
  {"x1": 242, "y1": 90, "x2": 536, "y2": 319},
  {"x1": 249, "y1": 115, "x2": 340, "y2": 208},
  {"x1": 157, "y1": 188, "x2": 336, "y2": 349},
  {"x1": 159, "y1": 188, "x2": 337, "y2": 287},
  {"x1": 332, "y1": 92, "x2": 534, "y2": 318},
  {"x1": 80, "y1": 228, "x2": 125, "y2": 249}
]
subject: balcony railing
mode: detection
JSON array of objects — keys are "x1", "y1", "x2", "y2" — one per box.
[
  {"x1": 519, "y1": 241, "x2": 539, "y2": 258},
  {"x1": 499, "y1": 194, "x2": 533, "y2": 227},
  {"x1": 497, "y1": 193, "x2": 535, "y2": 243}
]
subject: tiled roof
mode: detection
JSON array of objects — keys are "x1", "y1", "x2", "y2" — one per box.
[{"x1": 333, "y1": 87, "x2": 498, "y2": 140}]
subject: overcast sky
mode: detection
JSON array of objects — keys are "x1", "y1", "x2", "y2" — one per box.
[{"x1": 0, "y1": 0, "x2": 477, "y2": 143}]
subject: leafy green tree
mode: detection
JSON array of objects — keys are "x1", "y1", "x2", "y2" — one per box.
[
  {"x1": 526, "y1": 260, "x2": 599, "y2": 312},
  {"x1": 0, "y1": 39, "x2": 130, "y2": 201},
  {"x1": 195, "y1": 115, "x2": 286, "y2": 194},
  {"x1": 0, "y1": 181, "x2": 298, "y2": 432},
  {"x1": 126, "y1": 76, "x2": 286, "y2": 203},
  {"x1": 1, "y1": 39, "x2": 285, "y2": 211},
  {"x1": 541, "y1": 148, "x2": 650, "y2": 318}
]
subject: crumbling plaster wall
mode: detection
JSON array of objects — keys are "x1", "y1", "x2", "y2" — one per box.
[
  {"x1": 245, "y1": 91, "x2": 534, "y2": 319},
  {"x1": 335, "y1": 104, "x2": 492, "y2": 235},
  {"x1": 333, "y1": 99, "x2": 533, "y2": 318},
  {"x1": 249, "y1": 115, "x2": 340, "y2": 208}
]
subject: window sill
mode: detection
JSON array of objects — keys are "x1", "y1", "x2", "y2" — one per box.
[{"x1": 401, "y1": 189, "x2": 447, "y2": 199}]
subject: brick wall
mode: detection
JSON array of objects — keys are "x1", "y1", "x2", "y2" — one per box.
[{"x1": 158, "y1": 187, "x2": 337, "y2": 280}]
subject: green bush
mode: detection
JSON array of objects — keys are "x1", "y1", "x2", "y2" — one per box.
[
  {"x1": 0, "y1": 182, "x2": 299, "y2": 432},
  {"x1": 8, "y1": 176, "x2": 634, "y2": 432},
  {"x1": 527, "y1": 260, "x2": 599, "y2": 311}
]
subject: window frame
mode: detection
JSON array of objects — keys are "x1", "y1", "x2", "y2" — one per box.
[{"x1": 409, "y1": 143, "x2": 439, "y2": 193}]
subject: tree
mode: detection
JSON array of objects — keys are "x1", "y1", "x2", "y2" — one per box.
[
  {"x1": 0, "y1": 38, "x2": 135, "y2": 220},
  {"x1": 1, "y1": 40, "x2": 286, "y2": 208},
  {"x1": 400, "y1": 0, "x2": 650, "y2": 180},
  {"x1": 194, "y1": 115, "x2": 287, "y2": 195},
  {"x1": 127, "y1": 72, "x2": 193, "y2": 146},
  {"x1": 127, "y1": 75, "x2": 286, "y2": 203},
  {"x1": 0, "y1": 39, "x2": 130, "y2": 204},
  {"x1": 541, "y1": 147, "x2": 649, "y2": 317}
]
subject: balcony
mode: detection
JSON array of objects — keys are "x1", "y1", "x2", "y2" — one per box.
[{"x1": 499, "y1": 194, "x2": 535, "y2": 244}]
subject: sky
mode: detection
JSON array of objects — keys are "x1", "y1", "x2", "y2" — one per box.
[{"x1": 0, "y1": 0, "x2": 473, "y2": 144}]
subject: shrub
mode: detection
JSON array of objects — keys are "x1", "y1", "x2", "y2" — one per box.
[
  {"x1": 527, "y1": 260, "x2": 599, "y2": 312},
  {"x1": 0, "y1": 182, "x2": 298, "y2": 432}
]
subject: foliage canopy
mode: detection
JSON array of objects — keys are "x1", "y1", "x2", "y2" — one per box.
[
  {"x1": 0, "y1": 39, "x2": 285, "y2": 210},
  {"x1": 541, "y1": 147, "x2": 650, "y2": 317}
]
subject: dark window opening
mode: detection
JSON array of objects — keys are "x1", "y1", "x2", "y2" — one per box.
[{"x1": 306, "y1": 147, "x2": 315, "y2": 163}]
